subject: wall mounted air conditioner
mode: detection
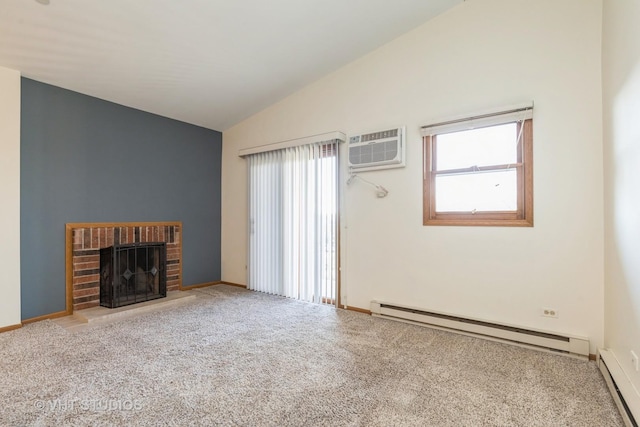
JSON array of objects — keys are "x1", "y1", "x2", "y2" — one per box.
[{"x1": 348, "y1": 126, "x2": 405, "y2": 172}]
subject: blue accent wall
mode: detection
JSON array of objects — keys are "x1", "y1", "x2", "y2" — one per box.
[{"x1": 20, "y1": 78, "x2": 222, "y2": 319}]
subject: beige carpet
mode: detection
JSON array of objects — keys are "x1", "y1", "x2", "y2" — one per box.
[{"x1": 0, "y1": 285, "x2": 623, "y2": 426}]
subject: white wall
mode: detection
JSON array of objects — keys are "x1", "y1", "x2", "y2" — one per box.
[
  {"x1": 222, "y1": 0, "x2": 605, "y2": 352},
  {"x1": 602, "y1": 0, "x2": 640, "y2": 408},
  {"x1": 0, "y1": 65, "x2": 21, "y2": 328}
]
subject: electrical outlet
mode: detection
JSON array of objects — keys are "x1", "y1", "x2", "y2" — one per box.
[
  {"x1": 631, "y1": 351, "x2": 639, "y2": 372},
  {"x1": 541, "y1": 308, "x2": 558, "y2": 318}
]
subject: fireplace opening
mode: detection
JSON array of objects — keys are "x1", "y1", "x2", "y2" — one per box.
[{"x1": 100, "y1": 242, "x2": 167, "y2": 308}]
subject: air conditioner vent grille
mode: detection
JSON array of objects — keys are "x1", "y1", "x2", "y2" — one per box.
[
  {"x1": 348, "y1": 126, "x2": 405, "y2": 171},
  {"x1": 349, "y1": 140, "x2": 398, "y2": 166},
  {"x1": 361, "y1": 128, "x2": 399, "y2": 142}
]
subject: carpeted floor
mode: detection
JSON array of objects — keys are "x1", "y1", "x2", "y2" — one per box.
[{"x1": 0, "y1": 285, "x2": 623, "y2": 426}]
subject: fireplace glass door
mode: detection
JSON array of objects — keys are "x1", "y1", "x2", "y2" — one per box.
[{"x1": 100, "y1": 242, "x2": 167, "y2": 308}]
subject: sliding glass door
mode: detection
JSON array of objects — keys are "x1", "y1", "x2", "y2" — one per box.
[{"x1": 247, "y1": 142, "x2": 338, "y2": 305}]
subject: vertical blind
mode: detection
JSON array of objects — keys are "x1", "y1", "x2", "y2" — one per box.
[{"x1": 247, "y1": 142, "x2": 338, "y2": 305}]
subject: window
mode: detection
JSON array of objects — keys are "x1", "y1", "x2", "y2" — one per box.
[{"x1": 422, "y1": 106, "x2": 533, "y2": 226}]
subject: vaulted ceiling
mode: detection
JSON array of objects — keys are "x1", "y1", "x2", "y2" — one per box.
[{"x1": 0, "y1": 0, "x2": 461, "y2": 130}]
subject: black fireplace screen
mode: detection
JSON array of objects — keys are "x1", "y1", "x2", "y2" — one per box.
[{"x1": 100, "y1": 242, "x2": 167, "y2": 308}]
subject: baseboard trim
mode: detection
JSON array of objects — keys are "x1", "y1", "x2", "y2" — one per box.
[
  {"x1": 345, "y1": 306, "x2": 371, "y2": 315},
  {"x1": 0, "y1": 323, "x2": 22, "y2": 333},
  {"x1": 181, "y1": 281, "x2": 248, "y2": 290},
  {"x1": 180, "y1": 281, "x2": 221, "y2": 290},
  {"x1": 219, "y1": 281, "x2": 247, "y2": 289},
  {"x1": 22, "y1": 310, "x2": 70, "y2": 325}
]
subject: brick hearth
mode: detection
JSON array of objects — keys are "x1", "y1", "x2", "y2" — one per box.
[{"x1": 66, "y1": 222, "x2": 182, "y2": 311}]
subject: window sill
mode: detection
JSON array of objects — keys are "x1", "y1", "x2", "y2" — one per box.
[{"x1": 423, "y1": 217, "x2": 533, "y2": 227}]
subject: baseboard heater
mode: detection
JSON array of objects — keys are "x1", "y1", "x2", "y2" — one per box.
[
  {"x1": 370, "y1": 301, "x2": 589, "y2": 357},
  {"x1": 599, "y1": 349, "x2": 639, "y2": 427}
]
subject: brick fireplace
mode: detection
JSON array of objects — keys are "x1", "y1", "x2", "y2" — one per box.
[{"x1": 66, "y1": 222, "x2": 182, "y2": 312}]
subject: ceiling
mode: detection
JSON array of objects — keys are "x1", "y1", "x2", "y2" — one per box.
[{"x1": 0, "y1": 0, "x2": 461, "y2": 131}]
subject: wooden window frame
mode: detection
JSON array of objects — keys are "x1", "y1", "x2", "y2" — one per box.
[{"x1": 423, "y1": 119, "x2": 533, "y2": 227}]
